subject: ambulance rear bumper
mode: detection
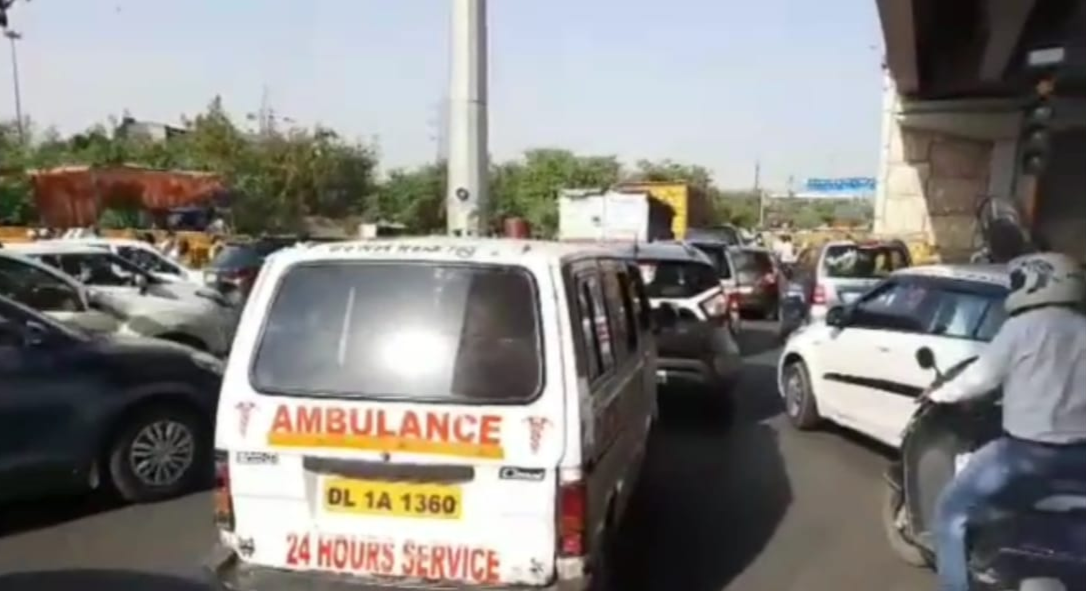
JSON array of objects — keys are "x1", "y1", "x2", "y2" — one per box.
[{"x1": 206, "y1": 544, "x2": 590, "y2": 591}]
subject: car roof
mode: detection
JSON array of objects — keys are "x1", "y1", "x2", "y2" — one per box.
[
  {"x1": 894, "y1": 264, "x2": 1009, "y2": 287},
  {"x1": 61, "y1": 237, "x2": 149, "y2": 248},
  {"x1": 4, "y1": 241, "x2": 113, "y2": 256},
  {"x1": 685, "y1": 226, "x2": 740, "y2": 244},
  {"x1": 611, "y1": 241, "x2": 713, "y2": 264},
  {"x1": 821, "y1": 239, "x2": 907, "y2": 249},
  {"x1": 268, "y1": 237, "x2": 628, "y2": 268},
  {"x1": 731, "y1": 245, "x2": 772, "y2": 254}
]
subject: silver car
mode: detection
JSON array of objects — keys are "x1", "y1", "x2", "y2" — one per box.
[{"x1": 792, "y1": 239, "x2": 912, "y2": 322}]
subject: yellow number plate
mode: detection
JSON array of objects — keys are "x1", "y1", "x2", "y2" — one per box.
[{"x1": 322, "y1": 478, "x2": 462, "y2": 520}]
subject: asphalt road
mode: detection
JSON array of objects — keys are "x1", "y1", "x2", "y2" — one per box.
[{"x1": 0, "y1": 322, "x2": 934, "y2": 591}]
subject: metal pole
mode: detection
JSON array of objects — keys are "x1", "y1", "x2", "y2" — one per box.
[
  {"x1": 446, "y1": 0, "x2": 489, "y2": 236},
  {"x1": 5, "y1": 29, "x2": 24, "y2": 144}
]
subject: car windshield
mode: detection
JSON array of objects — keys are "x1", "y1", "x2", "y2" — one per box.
[
  {"x1": 209, "y1": 245, "x2": 264, "y2": 269},
  {"x1": 686, "y1": 227, "x2": 741, "y2": 246},
  {"x1": 636, "y1": 259, "x2": 719, "y2": 299},
  {"x1": 822, "y1": 244, "x2": 909, "y2": 279},
  {"x1": 37, "y1": 252, "x2": 153, "y2": 288},
  {"x1": 691, "y1": 244, "x2": 732, "y2": 279},
  {"x1": 731, "y1": 250, "x2": 774, "y2": 283},
  {"x1": 251, "y1": 262, "x2": 542, "y2": 403}
]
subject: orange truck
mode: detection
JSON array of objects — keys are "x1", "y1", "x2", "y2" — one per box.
[{"x1": 612, "y1": 181, "x2": 712, "y2": 240}]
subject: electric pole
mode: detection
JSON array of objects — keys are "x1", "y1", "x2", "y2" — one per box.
[
  {"x1": 446, "y1": 0, "x2": 489, "y2": 236},
  {"x1": 754, "y1": 159, "x2": 766, "y2": 228},
  {"x1": 5, "y1": 28, "x2": 24, "y2": 144}
]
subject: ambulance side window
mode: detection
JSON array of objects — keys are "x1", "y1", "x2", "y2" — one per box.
[
  {"x1": 584, "y1": 273, "x2": 615, "y2": 375},
  {"x1": 614, "y1": 267, "x2": 640, "y2": 353},
  {"x1": 626, "y1": 261, "x2": 652, "y2": 331},
  {"x1": 575, "y1": 278, "x2": 605, "y2": 381},
  {"x1": 601, "y1": 264, "x2": 632, "y2": 364}
]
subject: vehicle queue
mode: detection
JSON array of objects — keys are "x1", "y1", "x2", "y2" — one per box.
[{"x1": 2, "y1": 231, "x2": 1082, "y2": 591}]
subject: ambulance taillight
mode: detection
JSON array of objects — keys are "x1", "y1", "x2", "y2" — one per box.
[{"x1": 213, "y1": 449, "x2": 235, "y2": 531}]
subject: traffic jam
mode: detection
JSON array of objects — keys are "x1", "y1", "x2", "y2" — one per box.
[{"x1": 3, "y1": 231, "x2": 1084, "y2": 591}]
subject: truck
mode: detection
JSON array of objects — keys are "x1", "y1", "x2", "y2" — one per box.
[
  {"x1": 557, "y1": 189, "x2": 674, "y2": 242},
  {"x1": 613, "y1": 181, "x2": 712, "y2": 240}
]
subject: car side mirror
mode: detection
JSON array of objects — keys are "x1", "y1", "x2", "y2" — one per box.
[
  {"x1": 135, "y1": 273, "x2": 150, "y2": 294},
  {"x1": 825, "y1": 305, "x2": 849, "y2": 328},
  {"x1": 651, "y1": 304, "x2": 680, "y2": 331},
  {"x1": 915, "y1": 346, "x2": 936, "y2": 371}
]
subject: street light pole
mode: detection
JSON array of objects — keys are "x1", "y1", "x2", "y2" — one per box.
[
  {"x1": 5, "y1": 28, "x2": 24, "y2": 144},
  {"x1": 446, "y1": 0, "x2": 489, "y2": 236}
]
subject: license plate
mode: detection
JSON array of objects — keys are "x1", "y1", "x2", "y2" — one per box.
[
  {"x1": 954, "y1": 453, "x2": 973, "y2": 474},
  {"x1": 322, "y1": 478, "x2": 462, "y2": 520}
]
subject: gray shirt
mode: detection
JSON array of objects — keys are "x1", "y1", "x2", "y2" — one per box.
[{"x1": 929, "y1": 306, "x2": 1086, "y2": 444}]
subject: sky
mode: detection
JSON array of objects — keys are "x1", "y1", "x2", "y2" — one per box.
[{"x1": 4, "y1": 0, "x2": 886, "y2": 190}]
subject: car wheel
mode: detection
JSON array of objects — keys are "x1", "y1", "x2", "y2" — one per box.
[
  {"x1": 107, "y1": 405, "x2": 208, "y2": 503},
  {"x1": 589, "y1": 526, "x2": 616, "y2": 591},
  {"x1": 781, "y1": 359, "x2": 821, "y2": 429},
  {"x1": 881, "y1": 485, "x2": 930, "y2": 567}
]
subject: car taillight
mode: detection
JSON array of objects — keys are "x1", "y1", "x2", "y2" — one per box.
[
  {"x1": 214, "y1": 449, "x2": 235, "y2": 531},
  {"x1": 728, "y1": 292, "x2": 740, "y2": 313},
  {"x1": 557, "y1": 478, "x2": 586, "y2": 557},
  {"x1": 812, "y1": 284, "x2": 827, "y2": 305},
  {"x1": 700, "y1": 292, "x2": 729, "y2": 319}
]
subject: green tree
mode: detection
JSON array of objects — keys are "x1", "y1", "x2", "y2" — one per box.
[
  {"x1": 490, "y1": 149, "x2": 621, "y2": 236},
  {"x1": 376, "y1": 163, "x2": 446, "y2": 232},
  {"x1": 632, "y1": 159, "x2": 714, "y2": 189}
]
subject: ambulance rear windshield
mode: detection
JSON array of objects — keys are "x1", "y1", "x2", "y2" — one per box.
[{"x1": 251, "y1": 262, "x2": 542, "y2": 403}]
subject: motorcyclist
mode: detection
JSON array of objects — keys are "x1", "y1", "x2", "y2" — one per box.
[{"x1": 921, "y1": 252, "x2": 1086, "y2": 591}]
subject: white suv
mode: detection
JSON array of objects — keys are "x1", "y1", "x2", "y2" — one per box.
[{"x1": 777, "y1": 264, "x2": 1009, "y2": 447}]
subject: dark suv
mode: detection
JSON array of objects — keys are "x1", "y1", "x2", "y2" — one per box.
[
  {"x1": 615, "y1": 242, "x2": 742, "y2": 416},
  {"x1": 0, "y1": 294, "x2": 222, "y2": 503}
]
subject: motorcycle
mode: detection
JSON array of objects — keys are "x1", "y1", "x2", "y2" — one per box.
[{"x1": 882, "y1": 346, "x2": 1086, "y2": 591}]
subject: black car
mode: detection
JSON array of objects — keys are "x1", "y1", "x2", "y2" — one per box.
[
  {"x1": 0, "y1": 294, "x2": 222, "y2": 504},
  {"x1": 203, "y1": 237, "x2": 297, "y2": 300},
  {"x1": 729, "y1": 246, "x2": 785, "y2": 319},
  {"x1": 616, "y1": 242, "x2": 742, "y2": 417},
  {"x1": 686, "y1": 225, "x2": 743, "y2": 247}
]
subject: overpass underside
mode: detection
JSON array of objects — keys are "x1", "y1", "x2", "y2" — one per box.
[{"x1": 873, "y1": 0, "x2": 1086, "y2": 262}]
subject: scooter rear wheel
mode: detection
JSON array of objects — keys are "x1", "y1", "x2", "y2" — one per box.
[{"x1": 881, "y1": 485, "x2": 931, "y2": 567}]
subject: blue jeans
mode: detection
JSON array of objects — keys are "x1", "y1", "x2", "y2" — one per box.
[{"x1": 934, "y1": 436, "x2": 1086, "y2": 591}]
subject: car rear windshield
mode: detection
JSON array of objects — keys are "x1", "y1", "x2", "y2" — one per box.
[
  {"x1": 822, "y1": 244, "x2": 909, "y2": 279},
  {"x1": 731, "y1": 250, "x2": 774, "y2": 283},
  {"x1": 691, "y1": 244, "x2": 732, "y2": 279},
  {"x1": 209, "y1": 245, "x2": 264, "y2": 269},
  {"x1": 251, "y1": 262, "x2": 542, "y2": 403},
  {"x1": 637, "y1": 259, "x2": 719, "y2": 298}
]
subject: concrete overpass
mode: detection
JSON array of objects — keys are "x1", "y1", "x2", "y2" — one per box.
[{"x1": 873, "y1": 0, "x2": 1086, "y2": 261}]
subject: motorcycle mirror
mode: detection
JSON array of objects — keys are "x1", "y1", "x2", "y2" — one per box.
[{"x1": 915, "y1": 347, "x2": 936, "y2": 371}]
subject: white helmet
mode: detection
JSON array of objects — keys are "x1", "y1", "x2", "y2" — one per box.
[{"x1": 1005, "y1": 252, "x2": 1086, "y2": 314}]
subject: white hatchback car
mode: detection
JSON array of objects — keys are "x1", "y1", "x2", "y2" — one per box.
[
  {"x1": 57, "y1": 237, "x2": 203, "y2": 284},
  {"x1": 1, "y1": 245, "x2": 240, "y2": 356},
  {"x1": 777, "y1": 264, "x2": 1009, "y2": 447}
]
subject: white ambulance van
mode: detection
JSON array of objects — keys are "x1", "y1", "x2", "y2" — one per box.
[{"x1": 207, "y1": 237, "x2": 657, "y2": 590}]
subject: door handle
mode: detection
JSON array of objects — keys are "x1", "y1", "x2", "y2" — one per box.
[{"x1": 876, "y1": 346, "x2": 891, "y2": 353}]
